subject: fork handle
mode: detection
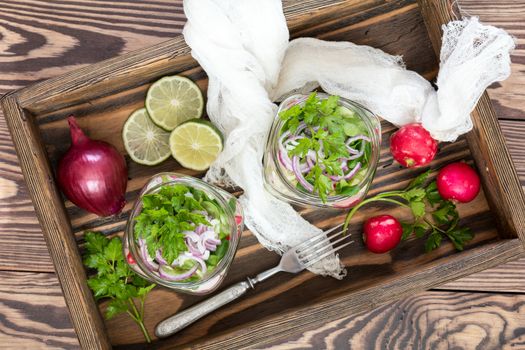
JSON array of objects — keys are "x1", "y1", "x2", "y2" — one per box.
[{"x1": 155, "y1": 280, "x2": 253, "y2": 338}]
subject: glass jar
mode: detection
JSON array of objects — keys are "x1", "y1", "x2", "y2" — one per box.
[
  {"x1": 263, "y1": 93, "x2": 381, "y2": 209},
  {"x1": 123, "y1": 172, "x2": 243, "y2": 295}
]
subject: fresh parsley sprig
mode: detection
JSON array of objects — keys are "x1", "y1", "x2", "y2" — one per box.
[
  {"x1": 83, "y1": 231, "x2": 155, "y2": 343},
  {"x1": 134, "y1": 184, "x2": 230, "y2": 271},
  {"x1": 344, "y1": 170, "x2": 474, "y2": 252}
]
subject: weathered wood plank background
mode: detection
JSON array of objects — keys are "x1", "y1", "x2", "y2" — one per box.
[{"x1": 0, "y1": 0, "x2": 524, "y2": 348}]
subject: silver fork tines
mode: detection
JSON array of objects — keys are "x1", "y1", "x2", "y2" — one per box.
[
  {"x1": 155, "y1": 223, "x2": 353, "y2": 339},
  {"x1": 295, "y1": 223, "x2": 353, "y2": 268}
]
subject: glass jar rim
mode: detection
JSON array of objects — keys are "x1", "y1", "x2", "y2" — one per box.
[
  {"x1": 125, "y1": 174, "x2": 241, "y2": 289},
  {"x1": 270, "y1": 93, "x2": 381, "y2": 203}
]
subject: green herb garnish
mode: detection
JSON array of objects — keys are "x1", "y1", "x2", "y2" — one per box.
[
  {"x1": 134, "y1": 184, "x2": 229, "y2": 273},
  {"x1": 82, "y1": 231, "x2": 155, "y2": 343},
  {"x1": 344, "y1": 170, "x2": 474, "y2": 252},
  {"x1": 279, "y1": 92, "x2": 370, "y2": 202}
]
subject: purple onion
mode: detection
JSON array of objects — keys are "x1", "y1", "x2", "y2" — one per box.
[
  {"x1": 346, "y1": 135, "x2": 371, "y2": 146},
  {"x1": 347, "y1": 149, "x2": 364, "y2": 160},
  {"x1": 138, "y1": 238, "x2": 159, "y2": 272},
  {"x1": 205, "y1": 242, "x2": 218, "y2": 251},
  {"x1": 341, "y1": 159, "x2": 348, "y2": 172},
  {"x1": 329, "y1": 162, "x2": 362, "y2": 182},
  {"x1": 183, "y1": 230, "x2": 200, "y2": 242},
  {"x1": 181, "y1": 252, "x2": 207, "y2": 274},
  {"x1": 292, "y1": 156, "x2": 314, "y2": 192},
  {"x1": 278, "y1": 150, "x2": 293, "y2": 171},
  {"x1": 186, "y1": 237, "x2": 203, "y2": 257},
  {"x1": 155, "y1": 249, "x2": 168, "y2": 265},
  {"x1": 195, "y1": 224, "x2": 207, "y2": 235},
  {"x1": 158, "y1": 264, "x2": 198, "y2": 281},
  {"x1": 294, "y1": 122, "x2": 307, "y2": 135},
  {"x1": 346, "y1": 145, "x2": 361, "y2": 155}
]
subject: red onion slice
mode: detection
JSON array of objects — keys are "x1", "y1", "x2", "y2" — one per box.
[
  {"x1": 205, "y1": 241, "x2": 218, "y2": 251},
  {"x1": 195, "y1": 224, "x2": 207, "y2": 235},
  {"x1": 294, "y1": 122, "x2": 307, "y2": 136},
  {"x1": 329, "y1": 162, "x2": 362, "y2": 182},
  {"x1": 181, "y1": 252, "x2": 207, "y2": 274},
  {"x1": 183, "y1": 230, "x2": 200, "y2": 242},
  {"x1": 155, "y1": 249, "x2": 168, "y2": 265},
  {"x1": 345, "y1": 135, "x2": 371, "y2": 145},
  {"x1": 138, "y1": 238, "x2": 159, "y2": 272},
  {"x1": 292, "y1": 156, "x2": 314, "y2": 192},
  {"x1": 158, "y1": 264, "x2": 198, "y2": 281},
  {"x1": 186, "y1": 237, "x2": 203, "y2": 257}
]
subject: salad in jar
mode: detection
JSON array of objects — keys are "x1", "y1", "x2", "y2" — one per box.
[
  {"x1": 132, "y1": 183, "x2": 232, "y2": 283},
  {"x1": 263, "y1": 92, "x2": 381, "y2": 208}
]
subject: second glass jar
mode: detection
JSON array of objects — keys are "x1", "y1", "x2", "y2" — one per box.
[{"x1": 263, "y1": 93, "x2": 381, "y2": 209}]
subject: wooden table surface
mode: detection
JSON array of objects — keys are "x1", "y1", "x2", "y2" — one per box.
[{"x1": 0, "y1": 0, "x2": 524, "y2": 349}]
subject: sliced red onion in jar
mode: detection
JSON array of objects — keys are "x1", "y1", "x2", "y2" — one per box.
[
  {"x1": 205, "y1": 241, "x2": 218, "y2": 251},
  {"x1": 183, "y1": 230, "x2": 200, "y2": 242},
  {"x1": 186, "y1": 237, "x2": 203, "y2": 257},
  {"x1": 158, "y1": 264, "x2": 198, "y2": 281},
  {"x1": 155, "y1": 249, "x2": 168, "y2": 265},
  {"x1": 292, "y1": 156, "x2": 314, "y2": 192},
  {"x1": 181, "y1": 252, "x2": 207, "y2": 274},
  {"x1": 328, "y1": 162, "x2": 362, "y2": 182},
  {"x1": 138, "y1": 238, "x2": 159, "y2": 272}
]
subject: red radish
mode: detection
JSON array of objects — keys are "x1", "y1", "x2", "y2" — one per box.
[
  {"x1": 363, "y1": 215, "x2": 403, "y2": 254},
  {"x1": 390, "y1": 123, "x2": 438, "y2": 167},
  {"x1": 436, "y1": 162, "x2": 480, "y2": 203},
  {"x1": 57, "y1": 116, "x2": 127, "y2": 217}
]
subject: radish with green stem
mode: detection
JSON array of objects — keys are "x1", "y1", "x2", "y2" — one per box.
[{"x1": 344, "y1": 169, "x2": 474, "y2": 252}]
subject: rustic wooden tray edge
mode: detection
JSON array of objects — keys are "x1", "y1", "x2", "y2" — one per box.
[
  {"x1": 2, "y1": 0, "x2": 525, "y2": 349},
  {"x1": 185, "y1": 239, "x2": 524, "y2": 350}
]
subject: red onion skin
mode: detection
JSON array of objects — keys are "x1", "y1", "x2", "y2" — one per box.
[{"x1": 57, "y1": 116, "x2": 127, "y2": 217}]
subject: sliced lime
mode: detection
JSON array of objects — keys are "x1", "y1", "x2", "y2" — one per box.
[
  {"x1": 146, "y1": 75, "x2": 204, "y2": 131},
  {"x1": 122, "y1": 108, "x2": 171, "y2": 165},
  {"x1": 169, "y1": 119, "x2": 223, "y2": 171}
]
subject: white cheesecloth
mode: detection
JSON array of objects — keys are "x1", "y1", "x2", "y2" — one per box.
[{"x1": 182, "y1": 0, "x2": 515, "y2": 278}]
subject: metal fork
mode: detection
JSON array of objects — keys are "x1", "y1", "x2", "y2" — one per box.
[{"x1": 155, "y1": 223, "x2": 353, "y2": 338}]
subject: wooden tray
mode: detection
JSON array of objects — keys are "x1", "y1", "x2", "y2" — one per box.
[{"x1": 2, "y1": 0, "x2": 525, "y2": 348}]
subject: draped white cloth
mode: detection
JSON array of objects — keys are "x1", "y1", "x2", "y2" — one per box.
[{"x1": 183, "y1": 0, "x2": 514, "y2": 278}]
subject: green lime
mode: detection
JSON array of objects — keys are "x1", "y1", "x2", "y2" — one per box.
[
  {"x1": 145, "y1": 75, "x2": 204, "y2": 131},
  {"x1": 122, "y1": 108, "x2": 171, "y2": 165},
  {"x1": 169, "y1": 119, "x2": 223, "y2": 171}
]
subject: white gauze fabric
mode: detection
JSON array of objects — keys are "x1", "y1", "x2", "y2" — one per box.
[{"x1": 183, "y1": 0, "x2": 514, "y2": 278}]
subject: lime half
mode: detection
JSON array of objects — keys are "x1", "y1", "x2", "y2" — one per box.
[
  {"x1": 169, "y1": 119, "x2": 223, "y2": 171},
  {"x1": 146, "y1": 75, "x2": 204, "y2": 131},
  {"x1": 122, "y1": 108, "x2": 171, "y2": 165}
]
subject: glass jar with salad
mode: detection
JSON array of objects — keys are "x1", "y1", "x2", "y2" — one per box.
[
  {"x1": 123, "y1": 173, "x2": 243, "y2": 295},
  {"x1": 263, "y1": 93, "x2": 381, "y2": 209}
]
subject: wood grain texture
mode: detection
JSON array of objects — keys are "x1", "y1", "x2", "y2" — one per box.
[
  {"x1": 420, "y1": 0, "x2": 525, "y2": 242},
  {"x1": 5, "y1": 0, "x2": 524, "y2": 346},
  {"x1": 261, "y1": 291, "x2": 525, "y2": 349},
  {"x1": 0, "y1": 0, "x2": 525, "y2": 349},
  {"x1": 457, "y1": 0, "x2": 525, "y2": 122},
  {"x1": 0, "y1": 271, "x2": 79, "y2": 349},
  {"x1": 0, "y1": 0, "x2": 186, "y2": 273},
  {"x1": 1, "y1": 94, "x2": 111, "y2": 348},
  {"x1": 0, "y1": 1, "x2": 525, "y2": 272}
]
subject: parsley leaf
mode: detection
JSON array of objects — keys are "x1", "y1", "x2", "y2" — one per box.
[
  {"x1": 401, "y1": 222, "x2": 414, "y2": 240},
  {"x1": 278, "y1": 92, "x2": 371, "y2": 202},
  {"x1": 425, "y1": 232, "x2": 442, "y2": 253},
  {"x1": 83, "y1": 232, "x2": 155, "y2": 343},
  {"x1": 344, "y1": 168, "x2": 474, "y2": 252}
]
